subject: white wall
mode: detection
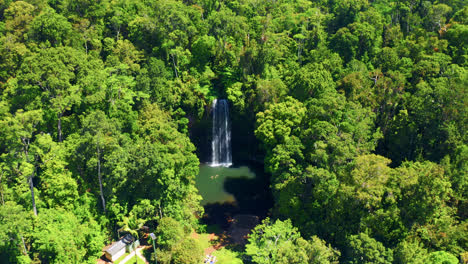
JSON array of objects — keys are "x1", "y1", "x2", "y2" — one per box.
[{"x1": 110, "y1": 247, "x2": 126, "y2": 262}]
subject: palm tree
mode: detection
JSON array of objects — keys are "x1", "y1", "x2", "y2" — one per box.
[{"x1": 119, "y1": 212, "x2": 145, "y2": 264}]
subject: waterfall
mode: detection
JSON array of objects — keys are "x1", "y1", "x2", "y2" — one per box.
[{"x1": 211, "y1": 99, "x2": 232, "y2": 167}]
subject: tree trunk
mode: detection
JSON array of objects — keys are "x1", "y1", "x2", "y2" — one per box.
[
  {"x1": 158, "y1": 203, "x2": 163, "y2": 219},
  {"x1": 29, "y1": 171, "x2": 37, "y2": 216},
  {"x1": 21, "y1": 236, "x2": 28, "y2": 255},
  {"x1": 58, "y1": 112, "x2": 63, "y2": 142},
  {"x1": 0, "y1": 171, "x2": 4, "y2": 205},
  {"x1": 0, "y1": 186, "x2": 3, "y2": 205},
  {"x1": 97, "y1": 144, "x2": 106, "y2": 213},
  {"x1": 23, "y1": 142, "x2": 37, "y2": 216},
  {"x1": 171, "y1": 54, "x2": 179, "y2": 78},
  {"x1": 135, "y1": 246, "x2": 138, "y2": 264}
]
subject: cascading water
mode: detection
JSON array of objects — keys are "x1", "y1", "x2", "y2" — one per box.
[{"x1": 211, "y1": 99, "x2": 232, "y2": 167}]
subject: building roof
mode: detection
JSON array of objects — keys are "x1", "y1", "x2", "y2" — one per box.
[{"x1": 105, "y1": 234, "x2": 134, "y2": 256}]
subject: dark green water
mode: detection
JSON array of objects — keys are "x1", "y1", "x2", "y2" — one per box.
[
  {"x1": 196, "y1": 162, "x2": 273, "y2": 228},
  {"x1": 196, "y1": 165, "x2": 256, "y2": 205}
]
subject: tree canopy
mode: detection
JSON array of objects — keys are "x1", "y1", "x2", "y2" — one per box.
[{"x1": 0, "y1": 0, "x2": 466, "y2": 263}]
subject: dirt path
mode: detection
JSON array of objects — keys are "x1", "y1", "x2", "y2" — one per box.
[{"x1": 203, "y1": 233, "x2": 219, "y2": 255}]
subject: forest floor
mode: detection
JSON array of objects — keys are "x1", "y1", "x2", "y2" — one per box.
[
  {"x1": 191, "y1": 228, "x2": 244, "y2": 263},
  {"x1": 191, "y1": 232, "x2": 226, "y2": 255}
]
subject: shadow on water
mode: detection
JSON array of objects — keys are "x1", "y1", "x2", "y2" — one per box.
[
  {"x1": 203, "y1": 202, "x2": 240, "y2": 229},
  {"x1": 198, "y1": 161, "x2": 273, "y2": 230},
  {"x1": 224, "y1": 175, "x2": 272, "y2": 215}
]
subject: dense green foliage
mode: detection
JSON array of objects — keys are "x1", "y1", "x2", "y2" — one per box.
[
  {"x1": 154, "y1": 217, "x2": 204, "y2": 264},
  {"x1": 245, "y1": 218, "x2": 339, "y2": 264},
  {"x1": 0, "y1": 0, "x2": 466, "y2": 263}
]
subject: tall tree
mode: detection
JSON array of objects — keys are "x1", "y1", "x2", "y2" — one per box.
[
  {"x1": 0, "y1": 109, "x2": 43, "y2": 215},
  {"x1": 12, "y1": 47, "x2": 85, "y2": 142},
  {"x1": 78, "y1": 110, "x2": 125, "y2": 213},
  {"x1": 0, "y1": 201, "x2": 33, "y2": 263}
]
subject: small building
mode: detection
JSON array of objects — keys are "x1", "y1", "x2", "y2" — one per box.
[{"x1": 104, "y1": 234, "x2": 139, "y2": 262}]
